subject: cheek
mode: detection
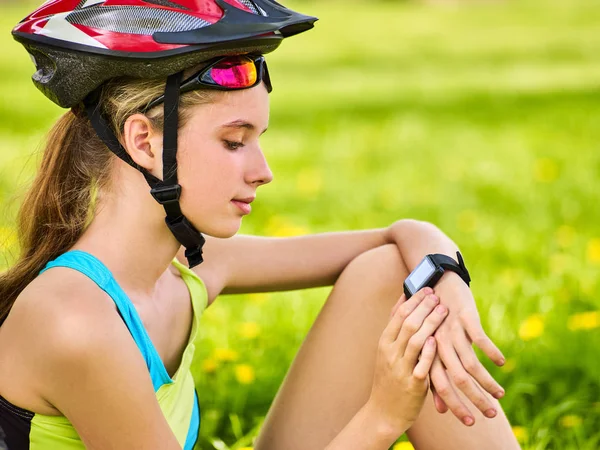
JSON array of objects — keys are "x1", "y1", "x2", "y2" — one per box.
[{"x1": 177, "y1": 138, "x2": 238, "y2": 202}]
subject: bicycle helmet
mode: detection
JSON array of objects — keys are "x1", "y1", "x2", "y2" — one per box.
[{"x1": 13, "y1": 0, "x2": 317, "y2": 267}]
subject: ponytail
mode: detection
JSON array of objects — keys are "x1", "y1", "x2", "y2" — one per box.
[{"x1": 0, "y1": 109, "x2": 113, "y2": 323}]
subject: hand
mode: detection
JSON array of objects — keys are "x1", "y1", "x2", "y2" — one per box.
[
  {"x1": 367, "y1": 287, "x2": 449, "y2": 437},
  {"x1": 428, "y1": 273, "x2": 506, "y2": 426}
]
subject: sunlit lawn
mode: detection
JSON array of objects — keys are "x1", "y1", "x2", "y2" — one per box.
[{"x1": 1, "y1": 0, "x2": 599, "y2": 448}]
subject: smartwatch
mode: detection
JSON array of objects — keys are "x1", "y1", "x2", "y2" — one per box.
[{"x1": 403, "y1": 251, "x2": 471, "y2": 299}]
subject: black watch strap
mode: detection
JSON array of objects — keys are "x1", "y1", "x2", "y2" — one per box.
[{"x1": 429, "y1": 252, "x2": 471, "y2": 287}]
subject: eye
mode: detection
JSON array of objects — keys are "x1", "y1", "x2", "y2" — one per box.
[{"x1": 223, "y1": 140, "x2": 244, "y2": 151}]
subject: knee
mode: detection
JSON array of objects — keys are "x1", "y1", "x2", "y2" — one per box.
[
  {"x1": 347, "y1": 244, "x2": 408, "y2": 276},
  {"x1": 336, "y1": 244, "x2": 409, "y2": 303}
]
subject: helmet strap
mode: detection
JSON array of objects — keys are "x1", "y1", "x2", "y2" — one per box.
[{"x1": 83, "y1": 73, "x2": 206, "y2": 268}]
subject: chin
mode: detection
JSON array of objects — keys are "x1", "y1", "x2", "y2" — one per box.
[{"x1": 198, "y1": 219, "x2": 242, "y2": 239}]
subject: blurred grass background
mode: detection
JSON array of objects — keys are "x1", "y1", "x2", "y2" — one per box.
[{"x1": 1, "y1": 0, "x2": 599, "y2": 449}]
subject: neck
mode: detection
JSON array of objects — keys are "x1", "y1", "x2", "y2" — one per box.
[{"x1": 73, "y1": 184, "x2": 181, "y2": 297}]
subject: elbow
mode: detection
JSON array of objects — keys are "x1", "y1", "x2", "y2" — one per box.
[{"x1": 390, "y1": 218, "x2": 439, "y2": 235}]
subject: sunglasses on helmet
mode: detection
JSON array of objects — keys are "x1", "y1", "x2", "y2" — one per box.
[{"x1": 144, "y1": 54, "x2": 272, "y2": 111}]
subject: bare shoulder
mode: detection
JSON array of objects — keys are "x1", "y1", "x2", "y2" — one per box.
[
  {"x1": 0, "y1": 267, "x2": 126, "y2": 411},
  {"x1": 7, "y1": 267, "x2": 120, "y2": 349},
  {"x1": 0, "y1": 268, "x2": 181, "y2": 448}
]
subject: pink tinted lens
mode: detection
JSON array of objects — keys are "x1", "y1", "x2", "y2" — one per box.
[{"x1": 210, "y1": 57, "x2": 257, "y2": 88}]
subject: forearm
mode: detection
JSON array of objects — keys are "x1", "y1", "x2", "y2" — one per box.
[
  {"x1": 385, "y1": 219, "x2": 460, "y2": 271},
  {"x1": 213, "y1": 230, "x2": 388, "y2": 294},
  {"x1": 324, "y1": 403, "x2": 402, "y2": 450}
]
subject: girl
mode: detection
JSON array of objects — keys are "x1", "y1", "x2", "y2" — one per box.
[{"x1": 0, "y1": 0, "x2": 520, "y2": 448}]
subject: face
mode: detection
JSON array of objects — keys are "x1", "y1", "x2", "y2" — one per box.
[{"x1": 176, "y1": 84, "x2": 273, "y2": 238}]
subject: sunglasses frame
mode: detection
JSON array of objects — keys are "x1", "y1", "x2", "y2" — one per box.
[{"x1": 144, "y1": 54, "x2": 272, "y2": 112}]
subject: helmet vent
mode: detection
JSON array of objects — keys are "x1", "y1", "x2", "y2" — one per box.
[
  {"x1": 66, "y1": 6, "x2": 210, "y2": 35},
  {"x1": 238, "y1": 0, "x2": 263, "y2": 15},
  {"x1": 142, "y1": 0, "x2": 191, "y2": 11}
]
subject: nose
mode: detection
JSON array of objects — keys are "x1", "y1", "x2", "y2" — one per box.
[{"x1": 246, "y1": 146, "x2": 273, "y2": 187}]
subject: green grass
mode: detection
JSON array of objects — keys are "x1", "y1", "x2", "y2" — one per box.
[{"x1": 1, "y1": 0, "x2": 600, "y2": 448}]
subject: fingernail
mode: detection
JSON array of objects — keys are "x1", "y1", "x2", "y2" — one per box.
[
  {"x1": 436, "y1": 305, "x2": 447, "y2": 315},
  {"x1": 463, "y1": 417, "x2": 474, "y2": 426},
  {"x1": 423, "y1": 287, "x2": 434, "y2": 294},
  {"x1": 485, "y1": 409, "x2": 497, "y2": 418},
  {"x1": 494, "y1": 390, "x2": 505, "y2": 399},
  {"x1": 498, "y1": 358, "x2": 505, "y2": 366}
]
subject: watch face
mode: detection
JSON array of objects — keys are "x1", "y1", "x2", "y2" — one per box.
[{"x1": 406, "y1": 257, "x2": 435, "y2": 293}]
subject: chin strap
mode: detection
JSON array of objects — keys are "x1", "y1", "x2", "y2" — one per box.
[{"x1": 83, "y1": 73, "x2": 205, "y2": 268}]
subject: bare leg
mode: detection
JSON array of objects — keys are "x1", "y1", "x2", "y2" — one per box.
[{"x1": 254, "y1": 244, "x2": 519, "y2": 450}]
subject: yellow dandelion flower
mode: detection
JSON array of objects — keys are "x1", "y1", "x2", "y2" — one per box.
[
  {"x1": 392, "y1": 442, "x2": 414, "y2": 450},
  {"x1": 586, "y1": 239, "x2": 600, "y2": 264},
  {"x1": 534, "y1": 158, "x2": 559, "y2": 183},
  {"x1": 555, "y1": 225, "x2": 576, "y2": 248},
  {"x1": 266, "y1": 215, "x2": 309, "y2": 237},
  {"x1": 213, "y1": 348, "x2": 239, "y2": 362},
  {"x1": 235, "y1": 364, "x2": 255, "y2": 385},
  {"x1": 500, "y1": 358, "x2": 516, "y2": 373},
  {"x1": 559, "y1": 415, "x2": 582, "y2": 428},
  {"x1": 567, "y1": 311, "x2": 599, "y2": 331},
  {"x1": 511, "y1": 426, "x2": 528, "y2": 443},
  {"x1": 202, "y1": 359, "x2": 218, "y2": 373},
  {"x1": 457, "y1": 210, "x2": 478, "y2": 233},
  {"x1": 239, "y1": 322, "x2": 261, "y2": 340},
  {"x1": 296, "y1": 168, "x2": 323, "y2": 197},
  {"x1": 519, "y1": 314, "x2": 544, "y2": 341}
]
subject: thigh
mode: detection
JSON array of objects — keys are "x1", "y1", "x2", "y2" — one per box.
[{"x1": 254, "y1": 244, "x2": 406, "y2": 450}]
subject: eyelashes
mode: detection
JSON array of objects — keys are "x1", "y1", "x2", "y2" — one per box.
[{"x1": 223, "y1": 140, "x2": 244, "y2": 151}]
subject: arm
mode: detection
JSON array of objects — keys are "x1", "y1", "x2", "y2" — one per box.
[
  {"x1": 386, "y1": 220, "x2": 506, "y2": 425},
  {"x1": 23, "y1": 285, "x2": 182, "y2": 450},
  {"x1": 190, "y1": 219, "x2": 505, "y2": 424},
  {"x1": 184, "y1": 229, "x2": 388, "y2": 300}
]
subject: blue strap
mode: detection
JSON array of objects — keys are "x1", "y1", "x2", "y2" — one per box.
[
  {"x1": 183, "y1": 391, "x2": 200, "y2": 450},
  {"x1": 40, "y1": 250, "x2": 172, "y2": 391}
]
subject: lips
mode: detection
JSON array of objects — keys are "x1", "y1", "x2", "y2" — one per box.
[
  {"x1": 231, "y1": 196, "x2": 255, "y2": 215},
  {"x1": 233, "y1": 197, "x2": 255, "y2": 204}
]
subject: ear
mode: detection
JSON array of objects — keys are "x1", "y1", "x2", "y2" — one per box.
[{"x1": 122, "y1": 113, "x2": 164, "y2": 179}]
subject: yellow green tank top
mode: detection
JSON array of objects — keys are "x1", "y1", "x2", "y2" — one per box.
[{"x1": 0, "y1": 250, "x2": 208, "y2": 449}]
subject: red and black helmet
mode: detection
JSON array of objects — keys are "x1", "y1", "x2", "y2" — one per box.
[
  {"x1": 13, "y1": 0, "x2": 317, "y2": 108},
  {"x1": 12, "y1": 0, "x2": 316, "y2": 268}
]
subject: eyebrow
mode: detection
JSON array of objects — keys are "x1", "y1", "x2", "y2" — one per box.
[{"x1": 222, "y1": 120, "x2": 268, "y2": 135}]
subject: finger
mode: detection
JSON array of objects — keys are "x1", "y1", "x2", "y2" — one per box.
[
  {"x1": 381, "y1": 287, "x2": 433, "y2": 344},
  {"x1": 439, "y1": 342, "x2": 496, "y2": 420},
  {"x1": 395, "y1": 294, "x2": 440, "y2": 354},
  {"x1": 389, "y1": 294, "x2": 404, "y2": 319},
  {"x1": 454, "y1": 333, "x2": 505, "y2": 400},
  {"x1": 430, "y1": 382, "x2": 448, "y2": 414},
  {"x1": 430, "y1": 356, "x2": 449, "y2": 413},
  {"x1": 430, "y1": 347, "x2": 475, "y2": 426},
  {"x1": 401, "y1": 304, "x2": 448, "y2": 365},
  {"x1": 462, "y1": 313, "x2": 505, "y2": 366},
  {"x1": 413, "y1": 336, "x2": 436, "y2": 379}
]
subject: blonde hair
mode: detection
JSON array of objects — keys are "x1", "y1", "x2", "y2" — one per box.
[{"x1": 0, "y1": 74, "x2": 217, "y2": 324}]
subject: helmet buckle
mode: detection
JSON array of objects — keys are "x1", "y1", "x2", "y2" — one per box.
[{"x1": 150, "y1": 184, "x2": 181, "y2": 205}]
